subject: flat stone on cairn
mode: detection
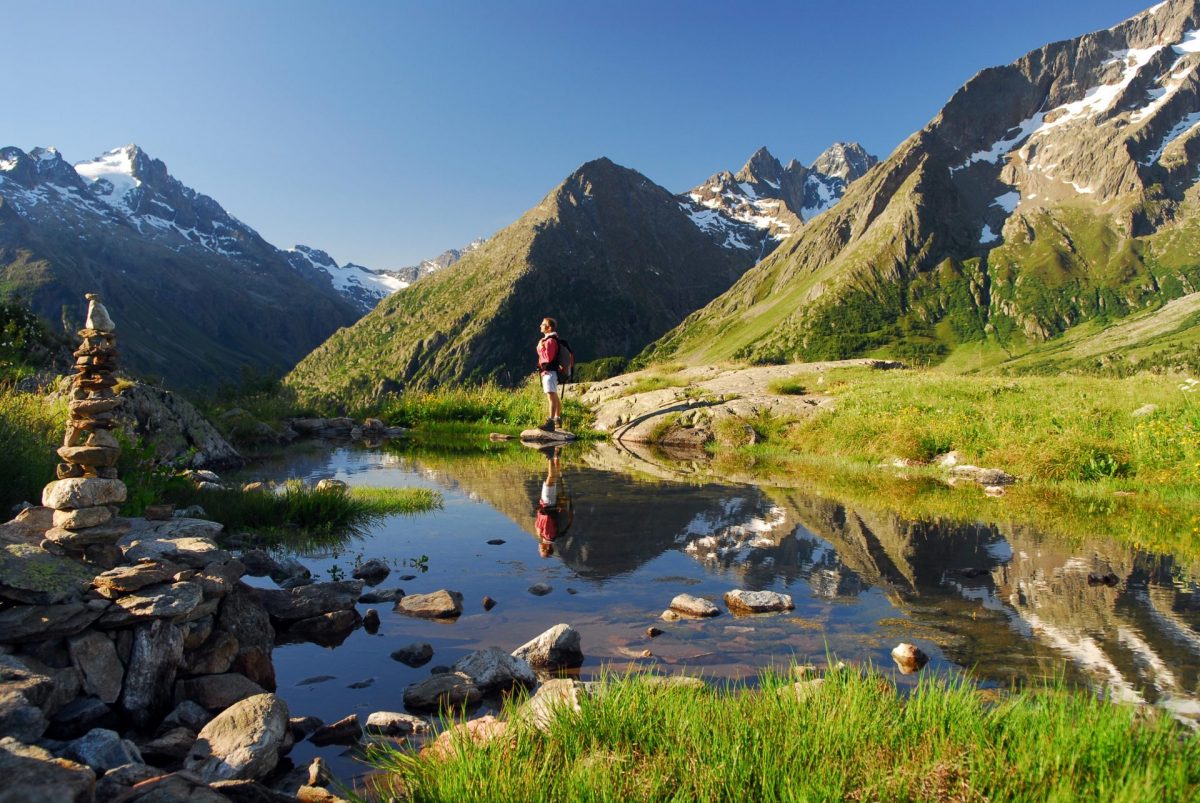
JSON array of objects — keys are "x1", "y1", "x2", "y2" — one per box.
[{"x1": 41, "y1": 293, "x2": 129, "y2": 554}]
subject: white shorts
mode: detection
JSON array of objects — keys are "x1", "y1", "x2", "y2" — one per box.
[
  {"x1": 541, "y1": 372, "x2": 559, "y2": 394},
  {"x1": 541, "y1": 481, "x2": 558, "y2": 507}
]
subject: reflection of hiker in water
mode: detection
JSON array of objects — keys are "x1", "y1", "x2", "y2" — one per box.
[{"x1": 535, "y1": 449, "x2": 573, "y2": 558}]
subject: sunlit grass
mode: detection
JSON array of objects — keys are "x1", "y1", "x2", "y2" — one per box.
[
  {"x1": 366, "y1": 667, "x2": 1200, "y2": 802},
  {"x1": 0, "y1": 387, "x2": 66, "y2": 511}
]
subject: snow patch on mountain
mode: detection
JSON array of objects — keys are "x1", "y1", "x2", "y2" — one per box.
[{"x1": 74, "y1": 146, "x2": 141, "y2": 213}]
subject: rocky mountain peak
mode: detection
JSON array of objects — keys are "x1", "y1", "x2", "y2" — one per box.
[
  {"x1": 738, "y1": 147, "x2": 786, "y2": 185},
  {"x1": 0, "y1": 146, "x2": 87, "y2": 190},
  {"x1": 810, "y1": 142, "x2": 877, "y2": 181}
]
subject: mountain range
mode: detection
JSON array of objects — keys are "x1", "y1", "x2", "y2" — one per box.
[{"x1": 646, "y1": 0, "x2": 1200, "y2": 371}]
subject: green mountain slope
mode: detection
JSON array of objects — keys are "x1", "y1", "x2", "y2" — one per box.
[
  {"x1": 643, "y1": 1, "x2": 1200, "y2": 371},
  {"x1": 285, "y1": 158, "x2": 756, "y2": 404}
]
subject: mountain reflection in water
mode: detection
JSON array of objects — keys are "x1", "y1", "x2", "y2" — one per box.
[{"x1": 243, "y1": 441, "x2": 1200, "y2": 730}]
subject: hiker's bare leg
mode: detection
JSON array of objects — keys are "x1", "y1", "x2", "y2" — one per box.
[{"x1": 547, "y1": 392, "x2": 561, "y2": 421}]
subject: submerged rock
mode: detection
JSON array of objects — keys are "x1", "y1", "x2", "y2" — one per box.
[
  {"x1": 391, "y1": 642, "x2": 434, "y2": 667},
  {"x1": 394, "y1": 589, "x2": 463, "y2": 619},
  {"x1": 402, "y1": 673, "x2": 482, "y2": 712},
  {"x1": 891, "y1": 643, "x2": 929, "y2": 674}
]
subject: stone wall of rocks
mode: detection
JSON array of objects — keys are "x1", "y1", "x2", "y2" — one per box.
[{"x1": 0, "y1": 510, "x2": 353, "y2": 802}]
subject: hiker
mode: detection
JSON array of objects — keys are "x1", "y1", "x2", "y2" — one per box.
[
  {"x1": 537, "y1": 316, "x2": 564, "y2": 431},
  {"x1": 534, "y1": 447, "x2": 572, "y2": 557}
]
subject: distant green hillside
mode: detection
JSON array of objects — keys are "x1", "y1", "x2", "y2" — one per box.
[{"x1": 286, "y1": 158, "x2": 756, "y2": 406}]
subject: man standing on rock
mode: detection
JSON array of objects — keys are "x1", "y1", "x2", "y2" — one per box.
[{"x1": 537, "y1": 317, "x2": 562, "y2": 431}]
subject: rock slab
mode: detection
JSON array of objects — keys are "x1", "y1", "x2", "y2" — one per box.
[{"x1": 184, "y1": 693, "x2": 289, "y2": 783}]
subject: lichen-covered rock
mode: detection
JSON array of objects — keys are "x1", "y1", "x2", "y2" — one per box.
[
  {"x1": 184, "y1": 693, "x2": 289, "y2": 782},
  {"x1": 0, "y1": 542, "x2": 94, "y2": 605},
  {"x1": 98, "y1": 581, "x2": 204, "y2": 627},
  {"x1": 117, "y1": 382, "x2": 243, "y2": 469}
]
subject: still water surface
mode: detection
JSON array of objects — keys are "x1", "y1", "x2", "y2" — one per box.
[{"x1": 236, "y1": 441, "x2": 1200, "y2": 781}]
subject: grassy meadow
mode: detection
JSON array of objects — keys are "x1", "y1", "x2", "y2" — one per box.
[{"x1": 368, "y1": 668, "x2": 1200, "y2": 803}]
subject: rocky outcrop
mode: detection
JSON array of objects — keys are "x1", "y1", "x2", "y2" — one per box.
[
  {"x1": 184, "y1": 693, "x2": 290, "y2": 782},
  {"x1": 582, "y1": 361, "x2": 900, "y2": 445},
  {"x1": 512, "y1": 623, "x2": 584, "y2": 669},
  {"x1": 118, "y1": 383, "x2": 243, "y2": 469}
]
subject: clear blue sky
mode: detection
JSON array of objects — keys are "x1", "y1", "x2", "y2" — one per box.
[{"x1": 5, "y1": 0, "x2": 1154, "y2": 268}]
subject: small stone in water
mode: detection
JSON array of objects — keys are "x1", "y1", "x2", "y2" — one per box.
[
  {"x1": 646, "y1": 627, "x2": 663, "y2": 638},
  {"x1": 296, "y1": 675, "x2": 336, "y2": 686},
  {"x1": 363, "y1": 609, "x2": 381, "y2": 632},
  {"x1": 399, "y1": 575, "x2": 417, "y2": 581},
  {"x1": 529, "y1": 583, "x2": 552, "y2": 596},
  {"x1": 566, "y1": 588, "x2": 578, "y2": 595},
  {"x1": 1087, "y1": 572, "x2": 1120, "y2": 587},
  {"x1": 640, "y1": 649, "x2": 652, "y2": 658},
  {"x1": 347, "y1": 678, "x2": 375, "y2": 689},
  {"x1": 482, "y1": 596, "x2": 497, "y2": 611},
  {"x1": 486, "y1": 539, "x2": 506, "y2": 545}
]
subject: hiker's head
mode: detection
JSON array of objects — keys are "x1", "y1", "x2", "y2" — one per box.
[
  {"x1": 538, "y1": 541, "x2": 553, "y2": 558},
  {"x1": 540, "y1": 317, "x2": 556, "y2": 333}
]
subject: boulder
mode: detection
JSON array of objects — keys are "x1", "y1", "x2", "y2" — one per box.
[
  {"x1": 120, "y1": 619, "x2": 185, "y2": 728},
  {"x1": 512, "y1": 623, "x2": 583, "y2": 669},
  {"x1": 528, "y1": 583, "x2": 553, "y2": 596},
  {"x1": 63, "y1": 727, "x2": 142, "y2": 773},
  {"x1": 723, "y1": 590, "x2": 794, "y2": 614},
  {"x1": 5, "y1": 653, "x2": 79, "y2": 715},
  {"x1": 669, "y1": 593, "x2": 720, "y2": 618},
  {"x1": 364, "y1": 710, "x2": 429, "y2": 736},
  {"x1": 314, "y1": 479, "x2": 347, "y2": 493},
  {"x1": 358, "y1": 587, "x2": 404, "y2": 603},
  {"x1": 0, "y1": 600, "x2": 108, "y2": 643},
  {"x1": 92, "y1": 561, "x2": 178, "y2": 599},
  {"x1": 120, "y1": 533, "x2": 228, "y2": 569},
  {"x1": 122, "y1": 771, "x2": 229, "y2": 801},
  {"x1": 0, "y1": 653, "x2": 58, "y2": 711},
  {"x1": 52, "y1": 505, "x2": 113, "y2": 531},
  {"x1": 68, "y1": 631, "x2": 124, "y2": 704},
  {"x1": 253, "y1": 581, "x2": 363, "y2": 623},
  {"x1": 159, "y1": 700, "x2": 212, "y2": 735},
  {"x1": 402, "y1": 673, "x2": 482, "y2": 713},
  {"x1": 48, "y1": 696, "x2": 114, "y2": 739},
  {"x1": 184, "y1": 693, "x2": 289, "y2": 782},
  {"x1": 394, "y1": 589, "x2": 463, "y2": 619},
  {"x1": 93, "y1": 763, "x2": 163, "y2": 802},
  {"x1": 308, "y1": 714, "x2": 362, "y2": 746},
  {"x1": 422, "y1": 715, "x2": 509, "y2": 760},
  {"x1": 238, "y1": 550, "x2": 281, "y2": 578},
  {"x1": 138, "y1": 726, "x2": 196, "y2": 762},
  {"x1": 288, "y1": 716, "x2": 324, "y2": 742},
  {"x1": 175, "y1": 673, "x2": 265, "y2": 711},
  {"x1": 183, "y1": 630, "x2": 239, "y2": 675},
  {"x1": 351, "y1": 558, "x2": 389, "y2": 584},
  {"x1": 515, "y1": 678, "x2": 589, "y2": 731},
  {"x1": 0, "y1": 737, "x2": 95, "y2": 803},
  {"x1": 217, "y1": 587, "x2": 276, "y2": 691},
  {"x1": 452, "y1": 647, "x2": 537, "y2": 693},
  {"x1": 42, "y1": 478, "x2": 127, "y2": 510},
  {"x1": 98, "y1": 581, "x2": 204, "y2": 626},
  {"x1": 0, "y1": 691, "x2": 47, "y2": 742},
  {"x1": 279, "y1": 610, "x2": 361, "y2": 648},
  {"x1": 0, "y1": 542, "x2": 95, "y2": 605},
  {"x1": 44, "y1": 520, "x2": 133, "y2": 548},
  {"x1": 891, "y1": 643, "x2": 929, "y2": 674},
  {"x1": 390, "y1": 642, "x2": 434, "y2": 667},
  {"x1": 117, "y1": 381, "x2": 243, "y2": 469}
]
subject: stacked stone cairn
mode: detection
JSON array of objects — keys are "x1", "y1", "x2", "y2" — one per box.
[{"x1": 43, "y1": 294, "x2": 129, "y2": 561}]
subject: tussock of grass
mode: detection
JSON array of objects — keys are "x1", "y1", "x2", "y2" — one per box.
[
  {"x1": 767, "y1": 376, "x2": 807, "y2": 395},
  {"x1": 0, "y1": 388, "x2": 66, "y2": 511},
  {"x1": 368, "y1": 668, "x2": 1200, "y2": 802},
  {"x1": 163, "y1": 480, "x2": 441, "y2": 537}
]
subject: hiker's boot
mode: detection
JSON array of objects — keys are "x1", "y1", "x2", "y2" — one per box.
[
  {"x1": 553, "y1": 416, "x2": 563, "y2": 430},
  {"x1": 539, "y1": 419, "x2": 556, "y2": 432}
]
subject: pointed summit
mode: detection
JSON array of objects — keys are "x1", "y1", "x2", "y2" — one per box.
[
  {"x1": 737, "y1": 147, "x2": 785, "y2": 185},
  {"x1": 810, "y1": 142, "x2": 877, "y2": 182}
]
